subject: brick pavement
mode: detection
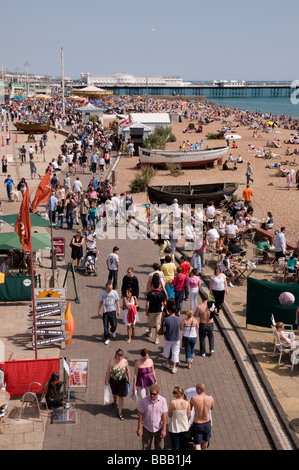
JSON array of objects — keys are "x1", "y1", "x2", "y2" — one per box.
[
  {"x1": 41, "y1": 164, "x2": 273, "y2": 450},
  {"x1": 0, "y1": 127, "x2": 280, "y2": 450}
]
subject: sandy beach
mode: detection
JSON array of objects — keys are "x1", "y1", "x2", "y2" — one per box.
[{"x1": 113, "y1": 107, "x2": 299, "y2": 244}]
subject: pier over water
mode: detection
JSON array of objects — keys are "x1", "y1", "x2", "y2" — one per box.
[{"x1": 99, "y1": 82, "x2": 297, "y2": 98}]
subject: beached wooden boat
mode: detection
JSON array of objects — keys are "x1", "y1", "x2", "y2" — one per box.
[
  {"x1": 147, "y1": 182, "x2": 238, "y2": 205},
  {"x1": 139, "y1": 144, "x2": 229, "y2": 168},
  {"x1": 13, "y1": 121, "x2": 50, "y2": 133}
]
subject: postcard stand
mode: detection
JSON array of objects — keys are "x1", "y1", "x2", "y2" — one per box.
[{"x1": 67, "y1": 359, "x2": 89, "y2": 404}]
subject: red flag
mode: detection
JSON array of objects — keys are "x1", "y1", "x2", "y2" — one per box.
[
  {"x1": 14, "y1": 185, "x2": 31, "y2": 252},
  {"x1": 31, "y1": 170, "x2": 51, "y2": 213}
]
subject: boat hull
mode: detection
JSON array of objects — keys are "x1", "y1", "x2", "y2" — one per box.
[
  {"x1": 13, "y1": 121, "x2": 50, "y2": 133},
  {"x1": 139, "y1": 145, "x2": 229, "y2": 168},
  {"x1": 147, "y1": 183, "x2": 238, "y2": 206}
]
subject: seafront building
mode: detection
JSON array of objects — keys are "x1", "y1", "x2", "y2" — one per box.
[{"x1": 80, "y1": 71, "x2": 192, "y2": 88}]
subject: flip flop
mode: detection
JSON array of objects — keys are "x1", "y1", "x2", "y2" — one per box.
[{"x1": 118, "y1": 414, "x2": 124, "y2": 421}]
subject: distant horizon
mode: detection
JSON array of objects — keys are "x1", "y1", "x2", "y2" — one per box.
[{"x1": 3, "y1": 68, "x2": 296, "y2": 84}]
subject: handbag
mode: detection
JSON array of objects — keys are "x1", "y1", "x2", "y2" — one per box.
[
  {"x1": 182, "y1": 319, "x2": 193, "y2": 347},
  {"x1": 123, "y1": 380, "x2": 131, "y2": 398},
  {"x1": 158, "y1": 326, "x2": 165, "y2": 336},
  {"x1": 164, "y1": 241, "x2": 172, "y2": 253}
]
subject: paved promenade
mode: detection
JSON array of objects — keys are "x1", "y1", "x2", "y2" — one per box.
[{"x1": 0, "y1": 126, "x2": 298, "y2": 451}]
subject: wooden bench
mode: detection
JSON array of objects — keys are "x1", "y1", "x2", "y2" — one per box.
[{"x1": 253, "y1": 227, "x2": 297, "y2": 251}]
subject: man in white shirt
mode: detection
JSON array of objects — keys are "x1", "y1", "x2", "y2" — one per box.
[
  {"x1": 273, "y1": 227, "x2": 286, "y2": 272},
  {"x1": 28, "y1": 146, "x2": 34, "y2": 159},
  {"x1": 226, "y1": 221, "x2": 239, "y2": 239},
  {"x1": 98, "y1": 282, "x2": 120, "y2": 344},
  {"x1": 206, "y1": 224, "x2": 220, "y2": 243},
  {"x1": 73, "y1": 177, "x2": 82, "y2": 198},
  {"x1": 236, "y1": 216, "x2": 246, "y2": 232},
  {"x1": 205, "y1": 204, "x2": 216, "y2": 219},
  {"x1": 107, "y1": 246, "x2": 119, "y2": 289},
  {"x1": 67, "y1": 153, "x2": 74, "y2": 173},
  {"x1": 184, "y1": 221, "x2": 195, "y2": 242},
  {"x1": 111, "y1": 193, "x2": 119, "y2": 216}
]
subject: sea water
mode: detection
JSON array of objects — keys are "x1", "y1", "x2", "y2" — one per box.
[{"x1": 208, "y1": 96, "x2": 299, "y2": 119}]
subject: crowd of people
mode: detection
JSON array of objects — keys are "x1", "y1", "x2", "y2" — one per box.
[{"x1": 2, "y1": 94, "x2": 299, "y2": 452}]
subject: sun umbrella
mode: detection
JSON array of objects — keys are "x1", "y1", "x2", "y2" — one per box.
[
  {"x1": 266, "y1": 121, "x2": 277, "y2": 126},
  {"x1": 0, "y1": 213, "x2": 58, "y2": 227},
  {"x1": 0, "y1": 232, "x2": 52, "y2": 251},
  {"x1": 225, "y1": 134, "x2": 242, "y2": 140}
]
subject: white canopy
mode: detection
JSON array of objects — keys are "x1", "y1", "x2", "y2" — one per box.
[{"x1": 74, "y1": 103, "x2": 105, "y2": 112}]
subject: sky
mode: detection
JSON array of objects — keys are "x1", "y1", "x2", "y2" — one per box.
[{"x1": 3, "y1": 0, "x2": 299, "y2": 81}]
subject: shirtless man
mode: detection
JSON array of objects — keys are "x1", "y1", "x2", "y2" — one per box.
[
  {"x1": 190, "y1": 383, "x2": 214, "y2": 450},
  {"x1": 195, "y1": 292, "x2": 214, "y2": 356}
]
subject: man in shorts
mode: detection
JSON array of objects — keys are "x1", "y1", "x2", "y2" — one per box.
[
  {"x1": 190, "y1": 383, "x2": 214, "y2": 450},
  {"x1": 145, "y1": 277, "x2": 166, "y2": 345},
  {"x1": 273, "y1": 227, "x2": 286, "y2": 273},
  {"x1": 98, "y1": 282, "x2": 120, "y2": 345}
]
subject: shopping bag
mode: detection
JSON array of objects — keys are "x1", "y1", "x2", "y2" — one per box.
[{"x1": 104, "y1": 384, "x2": 111, "y2": 404}]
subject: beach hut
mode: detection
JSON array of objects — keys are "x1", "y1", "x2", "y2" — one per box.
[
  {"x1": 128, "y1": 113, "x2": 171, "y2": 133},
  {"x1": 120, "y1": 121, "x2": 152, "y2": 144},
  {"x1": 74, "y1": 102, "x2": 106, "y2": 123}
]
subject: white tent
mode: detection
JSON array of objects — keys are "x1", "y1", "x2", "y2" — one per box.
[
  {"x1": 71, "y1": 85, "x2": 110, "y2": 96},
  {"x1": 74, "y1": 103, "x2": 106, "y2": 122}
]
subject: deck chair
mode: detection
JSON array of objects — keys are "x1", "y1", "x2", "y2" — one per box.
[
  {"x1": 253, "y1": 248, "x2": 265, "y2": 266},
  {"x1": 283, "y1": 267, "x2": 297, "y2": 283},
  {"x1": 0, "y1": 381, "x2": 9, "y2": 434},
  {"x1": 18, "y1": 380, "x2": 50, "y2": 427},
  {"x1": 290, "y1": 348, "x2": 299, "y2": 372},
  {"x1": 271, "y1": 314, "x2": 293, "y2": 331},
  {"x1": 28, "y1": 380, "x2": 50, "y2": 410},
  {"x1": 271, "y1": 325, "x2": 292, "y2": 365}
]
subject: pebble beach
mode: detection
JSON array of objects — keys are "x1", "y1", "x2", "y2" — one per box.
[{"x1": 114, "y1": 103, "x2": 299, "y2": 244}]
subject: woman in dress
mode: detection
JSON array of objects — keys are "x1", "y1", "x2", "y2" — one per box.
[
  {"x1": 209, "y1": 265, "x2": 228, "y2": 314},
  {"x1": 105, "y1": 349, "x2": 130, "y2": 421},
  {"x1": 132, "y1": 348, "x2": 156, "y2": 402},
  {"x1": 70, "y1": 229, "x2": 84, "y2": 269},
  {"x1": 168, "y1": 386, "x2": 191, "y2": 450},
  {"x1": 180, "y1": 309, "x2": 199, "y2": 369},
  {"x1": 186, "y1": 268, "x2": 201, "y2": 312},
  {"x1": 122, "y1": 288, "x2": 139, "y2": 343}
]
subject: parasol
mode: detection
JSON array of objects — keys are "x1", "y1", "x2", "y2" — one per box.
[
  {"x1": 0, "y1": 232, "x2": 52, "y2": 251},
  {"x1": 0, "y1": 213, "x2": 58, "y2": 227}
]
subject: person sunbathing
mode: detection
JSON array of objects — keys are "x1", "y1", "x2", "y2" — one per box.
[{"x1": 275, "y1": 322, "x2": 296, "y2": 348}]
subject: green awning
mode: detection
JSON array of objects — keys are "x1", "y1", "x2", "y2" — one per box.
[
  {"x1": 0, "y1": 213, "x2": 57, "y2": 227},
  {"x1": 0, "y1": 232, "x2": 52, "y2": 251}
]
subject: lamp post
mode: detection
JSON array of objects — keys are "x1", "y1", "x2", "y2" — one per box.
[{"x1": 61, "y1": 47, "x2": 65, "y2": 116}]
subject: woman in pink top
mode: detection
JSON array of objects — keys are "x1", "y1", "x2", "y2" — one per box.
[
  {"x1": 173, "y1": 267, "x2": 186, "y2": 314},
  {"x1": 186, "y1": 268, "x2": 201, "y2": 312}
]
